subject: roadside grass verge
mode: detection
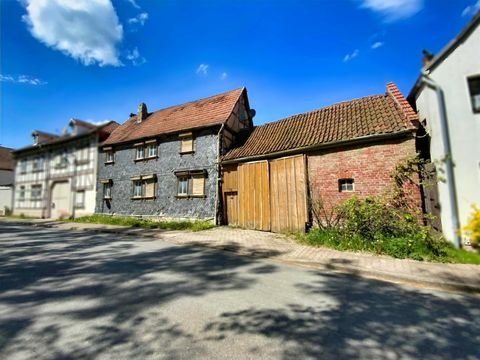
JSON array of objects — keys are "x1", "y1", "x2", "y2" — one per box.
[
  {"x1": 67, "y1": 214, "x2": 215, "y2": 232},
  {"x1": 296, "y1": 229, "x2": 480, "y2": 265}
]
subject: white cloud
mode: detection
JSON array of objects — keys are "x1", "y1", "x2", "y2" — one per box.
[
  {"x1": 21, "y1": 0, "x2": 123, "y2": 67},
  {"x1": 128, "y1": 12, "x2": 148, "y2": 26},
  {"x1": 126, "y1": 47, "x2": 146, "y2": 66},
  {"x1": 125, "y1": 0, "x2": 141, "y2": 9},
  {"x1": 462, "y1": 0, "x2": 480, "y2": 16},
  {"x1": 0, "y1": 74, "x2": 46, "y2": 85},
  {"x1": 343, "y1": 49, "x2": 359, "y2": 62},
  {"x1": 221, "y1": 72, "x2": 228, "y2": 80},
  {"x1": 371, "y1": 41, "x2": 384, "y2": 49},
  {"x1": 359, "y1": 0, "x2": 423, "y2": 21},
  {"x1": 196, "y1": 63, "x2": 209, "y2": 76}
]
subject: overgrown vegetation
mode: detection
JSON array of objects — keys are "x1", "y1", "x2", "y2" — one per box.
[
  {"x1": 68, "y1": 214, "x2": 215, "y2": 232},
  {"x1": 303, "y1": 155, "x2": 480, "y2": 264}
]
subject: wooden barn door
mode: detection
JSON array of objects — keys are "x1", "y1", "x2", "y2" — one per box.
[
  {"x1": 269, "y1": 155, "x2": 308, "y2": 233},
  {"x1": 238, "y1": 161, "x2": 270, "y2": 231}
]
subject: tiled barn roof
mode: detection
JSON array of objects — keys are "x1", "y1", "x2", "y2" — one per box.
[{"x1": 223, "y1": 83, "x2": 417, "y2": 161}]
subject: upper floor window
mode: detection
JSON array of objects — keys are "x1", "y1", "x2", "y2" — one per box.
[
  {"x1": 77, "y1": 146, "x2": 89, "y2": 164},
  {"x1": 339, "y1": 178, "x2": 354, "y2": 192},
  {"x1": 179, "y1": 132, "x2": 194, "y2": 154},
  {"x1": 32, "y1": 157, "x2": 44, "y2": 172},
  {"x1": 135, "y1": 143, "x2": 145, "y2": 160},
  {"x1": 468, "y1": 76, "x2": 480, "y2": 113},
  {"x1": 19, "y1": 160, "x2": 27, "y2": 174},
  {"x1": 147, "y1": 141, "x2": 158, "y2": 158},
  {"x1": 104, "y1": 147, "x2": 114, "y2": 164}
]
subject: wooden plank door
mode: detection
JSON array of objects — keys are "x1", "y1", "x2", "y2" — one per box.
[
  {"x1": 224, "y1": 191, "x2": 238, "y2": 225},
  {"x1": 270, "y1": 155, "x2": 308, "y2": 233},
  {"x1": 238, "y1": 161, "x2": 270, "y2": 231}
]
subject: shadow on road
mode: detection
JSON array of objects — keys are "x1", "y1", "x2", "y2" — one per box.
[{"x1": 1, "y1": 222, "x2": 479, "y2": 359}]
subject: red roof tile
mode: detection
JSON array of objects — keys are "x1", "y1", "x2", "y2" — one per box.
[
  {"x1": 223, "y1": 83, "x2": 417, "y2": 161},
  {"x1": 103, "y1": 88, "x2": 245, "y2": 145}
]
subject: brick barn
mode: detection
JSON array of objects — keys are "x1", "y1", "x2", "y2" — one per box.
[{"x1": 221, "y1": 83, "x2": 422, "y2": 232}]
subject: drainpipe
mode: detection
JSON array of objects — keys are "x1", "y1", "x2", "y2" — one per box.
[
  {"x1": 420, "y1": 71, "x2": 461, "y2": 249},
  {"x1": 214, "y1": 123, "x2": 225, "y2": 225}
]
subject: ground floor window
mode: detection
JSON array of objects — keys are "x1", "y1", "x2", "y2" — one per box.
[
  {"x1": 339, "y1": 178, "x2": 354, "y2": 192},
  {"x1": 19, "y1": 185, "x2": 25, "y2": 201},
  {"x1": 131, "y1": 175, "x2": 157, "y2": 199},
  {"x1": 175, "y1": 170, "x2": 207, "y2": 197},
  {"x1": 31, "y1": 184, "x2": 42, "y2": 199},
  {"x1": 75, "y1": 190, "x2": 85, "y2": 208},
  {"x1": 101, "y1": 180, "x2": 112, "y2": 199}
]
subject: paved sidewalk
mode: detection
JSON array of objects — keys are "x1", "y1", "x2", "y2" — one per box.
[{"x1": 1, "y1": 218, "x2": 479, "y2": 293}]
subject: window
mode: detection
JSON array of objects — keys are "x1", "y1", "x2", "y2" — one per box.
[
  {"x1": 76, "y1": 147, "x2": 89, "y2": 164},
  {"x1": 135, "y1": 144, "x2": 145, "y2": 160},
  {"x1": 104, "y1": 147, "x2": 114, "y2": 163},
  {"x1": 31, "y1": 184, "x2": 42, "y2": 199},
  {"x1": 32, "y1": 157, "x2": 44, "y2": 172},
  {"x1": 131, "y1": 175, "x2": 157, "y2": 199},
  {"x1": 468, "y1": 76, "x2": 480, "y2": 113},
  {"x1": 19, "y1": 160, "x2": 27, "y2": 174},
  {"x1": 19, "y1": 186, "x2": 25, "y2": 201},
  {"x1": 175, "y1": 170, "x2": 206, "y2": 197},
  {"x1": 101, "y1": 180, "x2": 112, "y2": 199},
  {"x1": 177, "y1": 176, "x2": 188, "y2": 196},
  {"x1": 147, "y1": 143, "x2": 158, "y2": 158},
  {"x1": 179, "y1": 133, "x2": 194, "y2": 154},
  {"x1": 75, "y1": 190, "x2": 85, "y2": 208},
  {"x1": 339, "y1": 179, "x2": 354, "y2": 192}
]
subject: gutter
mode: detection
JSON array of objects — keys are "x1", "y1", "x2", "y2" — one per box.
[
  {"x1": 214, "y1": 123, "x2": 225, "y2": 225},
  {"x1": 420, "y1": 72, "x2": 461, "y2": 249},
  {"x1": 221, "y1": 130, "x2": 413, "y2": 165}
]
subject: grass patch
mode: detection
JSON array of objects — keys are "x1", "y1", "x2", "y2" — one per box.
[
  {"x1": 298, "y1": 229, "x2": 480, "y2": 264},
  {"x1": 67, "y1": 214, "x2": 215, "y2": 232}
]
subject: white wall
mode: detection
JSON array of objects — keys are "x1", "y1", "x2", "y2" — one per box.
[{"x1": 414, "y1": 24, "x2": 480, "y2": 243}]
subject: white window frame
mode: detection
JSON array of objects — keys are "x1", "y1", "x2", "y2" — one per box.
[
  {"x1": 102, "y1": 181, "x2": 112, "y2": 199},
  {"x1": 75, "y1": 190, "x2": 85, "y2": 208},
  {"x1": 147, "y1": 143, "x2": 158, "y2": 158},
  {"x1": 20, "y1": 160, "x2": 27, "y2": 174},
  {"x1": 31, "y1": 184, "x2": 42, "y2": 200},
  {"x1": 135, "y1": 145, "x2": 145, "y2": 160},
  {"x1": 19, "y1": 185, "x2": 25, "y2": 201},
  {"x1": 339, "y1": 178, "x2": 355, "y2": 192}
]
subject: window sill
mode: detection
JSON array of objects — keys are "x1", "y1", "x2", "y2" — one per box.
[
  {"x1": 76, "y1": 160, "x2": 90, "y2": 165},
  {"x1": 134, "y1": 156, "x2": 158, "y2": 162},
  {"x1": 176, "y1": 195, "x2": 206, "y2": 199},
  {"x1": 103, "y1": 197, "x2": 112, "y2": 200},
  {"x1": 130, "y1": 196, "x2": 156, "y2": 200},
  {"x1": 105, "y1": 161, "x2": 114, "y2": 165},
  {"x1": 32, "y1": 169, "x2": 44, "y2": 173},
  {"x1": 179, "y1": 151, "x2": 195, "y2": 155}
]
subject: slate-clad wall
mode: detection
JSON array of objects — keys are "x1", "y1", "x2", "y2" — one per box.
[{"x1": 95, "y1": 129, "x2": 218, "y2": 219}]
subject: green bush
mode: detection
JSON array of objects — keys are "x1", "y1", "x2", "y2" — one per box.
[{"x1": 302, "y1": 196, "x2": 480, "y2": 264}]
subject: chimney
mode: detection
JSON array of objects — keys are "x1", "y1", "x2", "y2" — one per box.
[
  {"x1": 137, "y1": 102, "x2": 148, "y2": 123},
  {"x1": 422, "y1": 49, "x2": 434, "y2": 67}
]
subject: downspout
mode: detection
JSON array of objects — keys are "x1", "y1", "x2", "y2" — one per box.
[
  {"x1": 420, "y1": 71, "x2": 461, "y2": 248},
  {"x1": 214, "y1": 123, "x2": 225, "y2": 225}
]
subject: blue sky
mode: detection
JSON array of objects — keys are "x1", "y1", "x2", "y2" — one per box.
[{"x1": 1, "y1": 0, "x2": 479, "y2": 148}]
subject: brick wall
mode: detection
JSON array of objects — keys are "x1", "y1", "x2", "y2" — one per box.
[{"x1": 307, "y1": 136, "x2": 421, "y2": 216}]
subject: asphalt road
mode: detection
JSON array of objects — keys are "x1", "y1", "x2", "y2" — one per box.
[{"x1": 0, "y1": 223, "x2": 479, "y2": 360}]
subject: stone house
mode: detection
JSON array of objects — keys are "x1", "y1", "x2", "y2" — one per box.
[
  {"x1": 408, "y1": 11, "x2": 480, "y2": 246},
  {"x1": 12, "y1": 120, "x2": 118, "y2": 218},
  {"x1": 0, "y1": 146, "x2": 14, "y2": 215},
  {"x1": 95, "y1": 88, "x2": 253, "y2": 222},
  {"x1": 221, "y1": 83, "x2": 421, "y2": 233}
]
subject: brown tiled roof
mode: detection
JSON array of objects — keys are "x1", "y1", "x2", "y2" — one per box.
[
  {"x1": 102, "y1": 88, "x2": 245, "y2": 145},
  {"x1": 223, "y1": 83, "x2": 417, "y2": 161},
  {"x1": 0, "y1": 146, "x2": 14, "y2": 170}
]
